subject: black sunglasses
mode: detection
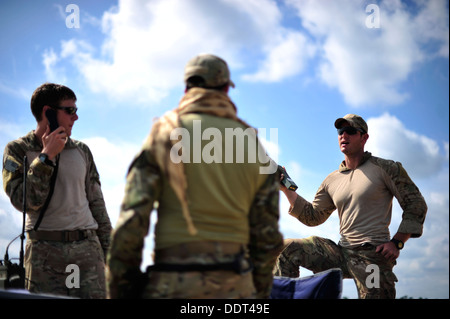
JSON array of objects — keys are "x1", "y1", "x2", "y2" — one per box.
[
  {"x1": 52, "y1": 105, "x2": 78, "y2": 115},
  {"x1": 337, "y1": 126, "x2": 365, "y2": 136}
]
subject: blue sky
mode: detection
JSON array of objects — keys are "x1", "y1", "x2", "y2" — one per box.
[{"x1": 0, "y1": 0, "x2": 448, "y2": 299}]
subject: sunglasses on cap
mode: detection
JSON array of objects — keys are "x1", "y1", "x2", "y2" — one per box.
[
  {"x1": 337, "y1": 126, "x2": 365, "y2": 136},
  {"x1": 51, "y1": 105, "x2": 78, "y2": 115}
]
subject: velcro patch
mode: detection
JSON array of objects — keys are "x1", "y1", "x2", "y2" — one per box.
[{"x1": 4, "y1": 159, "x2": 19, "y2": 173}]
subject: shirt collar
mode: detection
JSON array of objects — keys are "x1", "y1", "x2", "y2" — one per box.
[{"x1": 339, "y1": 151, "x2": 372, "y2": 172}]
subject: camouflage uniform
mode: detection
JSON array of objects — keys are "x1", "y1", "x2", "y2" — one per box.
[
  {"x1": 107, "y1": 108, "x2": 283, "y2": 299},
  {"x1": 274, "y1": 237, "x2": 398, "y2": 298},
  {"x1": 2, "y1": 131, "x2": 112, "y2": 298},
  {"x1": 107, "y1": 54, "x2": 283, "y2": 299},
  {"x1": 274, "y1": 151, "x2": 427, "y2": 299}
]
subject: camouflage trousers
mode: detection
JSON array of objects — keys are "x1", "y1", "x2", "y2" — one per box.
[
  {"x1": 273, "y1": 236, "x2": 398, "y2": 299},
  {"x1": 142, "y1": 243, "x2": 256, "y2": 299},
  {"x1": 143, "y1": 269, "x2": 255, "y2": 299},
  {"x1": 25, "y1": 235, "x2": 106, "y2": 298}
]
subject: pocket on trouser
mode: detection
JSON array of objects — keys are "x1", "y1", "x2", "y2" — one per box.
[
  {"x1": 24, "y1": 240, "x2": 67, "y2": 295},
  {"x1": 350, "y1": 250, "x2": 398, "y2": 299},
  {"x1": 356, "y1": 268, "x2": 397, "y2": 299},
  {"x1": 72, "y1": 237, "x2": 106, "y2": 299}
]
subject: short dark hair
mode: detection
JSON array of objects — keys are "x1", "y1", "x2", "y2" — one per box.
[
  {"x1": 30, "y1": 83, "x2": 77, "y2": 121},
  {"x1": 185, "y1": 76, "x2": 228, "y2": 91}
]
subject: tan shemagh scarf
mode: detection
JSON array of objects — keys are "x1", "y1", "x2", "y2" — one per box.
[{"x1": 143, "y1": 88, "x2": 251, "y2": 235}]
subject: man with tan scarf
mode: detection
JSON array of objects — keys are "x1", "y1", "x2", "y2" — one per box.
[{"x1": 107, "y1": 54, "x2": 283, "y2": 299}]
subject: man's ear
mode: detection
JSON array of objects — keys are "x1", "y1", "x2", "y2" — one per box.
[
  {"x1": 40, "y1": 105, "x2": 52, "y2": 123},
  {"x1": 362, "y1": 133, "x2": 369, "y2": 145},
  {"x1": 42, "y1": 105, "x2": 51, "y2": 113}
]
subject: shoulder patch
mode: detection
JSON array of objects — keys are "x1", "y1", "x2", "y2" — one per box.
[{"x1": 4, "y1": 159, "x2": 19, "y2": 173}]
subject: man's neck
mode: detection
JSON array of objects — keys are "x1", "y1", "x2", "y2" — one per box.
[
  {"x1": 34, "y1": 122, "x2": 46, "y2": 145},
  {"x1": 344, "y1": 151, "x2": 365, "y2": 170}
]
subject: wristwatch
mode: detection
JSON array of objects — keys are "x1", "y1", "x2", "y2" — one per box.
[
  {"x1": 390, "y1": 238, "x2": 404, "y2": 250},
  {"x1": 38, "y1": 153, "x2": 55, "y2": 167}
]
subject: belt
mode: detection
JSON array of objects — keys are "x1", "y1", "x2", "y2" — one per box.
[
  {"x1": 147, "y1": 259, "x2": 253, "y2": 275},
  {"x1": 151, "y1": 242, "x2": 253, "y2": 274},
  {"x1": 27, "y1": 229, "x2": 96, "y2": 242},
  {"x1": 154, "y1": 241, "x2": 243, "y2": 262},
  {"x1": 353, "y1": 243, "x2": 376, "y2": 250},
  {"x1": 150, "y1": 242, "x2": 253, "y2": 274}
]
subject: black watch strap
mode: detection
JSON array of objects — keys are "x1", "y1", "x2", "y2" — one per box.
[
  {"x1": 391, "y1": 238, "x2": 404, "y2": 250},
  {"x1": 39, "y1": 153, "x2": 55, "y2": 167}
]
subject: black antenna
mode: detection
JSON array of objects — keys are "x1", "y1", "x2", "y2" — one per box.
[
  {"x1": 19, "y1": 156, "x2": 27, "y2": 268},
  {"x1": 4, "y1": 235, "x2": 19, "y2": 263}
]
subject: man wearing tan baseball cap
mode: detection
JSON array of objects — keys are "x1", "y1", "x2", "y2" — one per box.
[
  {"x1": 184, "y1": 53, "x2": 235, "y2": 89},
  {"x1": 334, "y1": 113, "x2": 368, "y2": 134},
  {"x1": 275, "y1": 113, "x2": 427, "y2": 299},
  {"x1": 108, "y1": 54, "x2": 283, "y2": 299}
]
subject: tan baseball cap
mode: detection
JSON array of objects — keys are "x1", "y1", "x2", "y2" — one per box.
[
  {"x1": 184, "y1": 54, "x2": 235, "y2": 88},
  {"x1": 334, "y1": 114, "x2": 368, "y2": 133}
]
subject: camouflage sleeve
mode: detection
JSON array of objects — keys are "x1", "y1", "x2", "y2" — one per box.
[
  {"x1": 3, "y1": 141, "x2": 54, "y2": 215},
  {"x1": 248, "y1": 172, "x2": 284, "y2": 299},
  {"x1": 79, "y1": 142, "x2": 112, "y2": 256},
  {"x1": 106, "y1": 149, "x2": 161, "y2": 299},
  {"x1": 288, "y1": 186, "x2": 335, "y2": 226},
  {"x1": 386, "y1": 161, "x2": 428, "y2": 237}
]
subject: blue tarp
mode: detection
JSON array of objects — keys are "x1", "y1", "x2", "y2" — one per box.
[{"x1": 271, "y1": 268, "x2": 343, "y2": 299}]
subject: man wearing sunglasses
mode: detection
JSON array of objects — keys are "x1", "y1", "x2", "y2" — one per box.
[
  {"x1": 2, "y1": 83, "x2": 112, "y2": 298},
  {"x1": 274, "y1": 114, "x2": 427, "y2": 299}
]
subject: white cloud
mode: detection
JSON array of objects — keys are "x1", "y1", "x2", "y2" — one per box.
[
  {"x1": 81, "y1": 136, "x2": 141, "y2": 226},
  {"x1": 42, "y1": 0, "x2": 448, "y2": 107},
  {"x1": 286, "y1": 0, "x2": 448, "y2": 107},
  {"x1": 366, "y1": 113, "x2": 446, "y2": 178},
  {"x1": 42, "y1": 48, "x2": 58, "y2": 76},
  {"x1": 396, "y1": 184, "x2": 449, "y2": 298},
  {"x1": 42, "y1": 0, "x2": 316, "y2": 104},
  {"x1": 412, "y1": 0, "x2": 450, "y2": 58},
  {"x1": 43, "y1": 48, "x2": 68, "y2": 84},
  {"x1": 243, "y1": 30, "x2": 315, "y2": 82}
]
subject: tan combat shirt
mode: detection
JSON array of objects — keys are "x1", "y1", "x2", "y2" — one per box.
[
  {"x1": 289, "y1": 152, "x2": 427, "y2": 248},
  {"x1": 2, "y1": 131, "x2": 112, "y2": 252}
]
